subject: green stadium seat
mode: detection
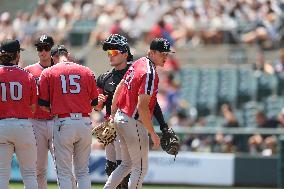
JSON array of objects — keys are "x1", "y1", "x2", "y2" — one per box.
[
  {"x1": 180, "y1": 67, "x2": 199, "y2": 108},
  {"x1": 197, "y1": 68, "x2": 219, "y2": 116},
  {"x1": 242, "y1": 101, "x2": 263, "y2": 127},
  {"x1": 276, "y1": 72, "x2": 284, "y2": 95},
  {"x1": 256, "y1": 72, "x2": 278, "y2": 101},
  {"x1": 69, "y1": 20, "x2": 97, "y2": 46},
  {"x1": 238, "y1": 68, "x2": 257, "y2": 107},
  {"x1": 218, "y1": 68, "x2": 238, "y2": 108},
  {"x1": 204, "y1": 115, "x2": 224, "y2": 127},
  {"x1": 264, "y1": 95, "x2": 284, "y2": 118}
]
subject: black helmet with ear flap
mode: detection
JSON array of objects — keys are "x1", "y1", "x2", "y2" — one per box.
[
  {"x1": 102, "y1": 34, "x2": 128, "y2": 51},
  {"x1": 102, "y1": 34, "x2": 133, "y2": 61}
]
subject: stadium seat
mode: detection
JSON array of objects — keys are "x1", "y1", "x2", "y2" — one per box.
[
  {"x1": 180, "y1": 67, "x2": 199, "y2": 108},
  {"x1": 264, "y1": 95, "x2": 284, "y2": 118},
  {"x1": 197, "y1": 68, "x2": 219, "y2": 116},
  {"x1": 69, "y1": 20, "x2": 97, "y2": 46},
  {"x1": 218, "y1": 67, "x2": 238, "y2": 108},
  {"x1": 276, "y1": 72, "x2": 284, "y2": 95},
  {"x1": 238, "y1": 68, "x2": 257, "y2": 107},
  {"x1": 204, "y1": 115, "x2": 224, "y2": 127},
  {"x1": 242, "y1": 101, "x2": 263, "y2": 127},
  {"x1": 256, "y1": 72, "x2": 278, "y2": 101}
]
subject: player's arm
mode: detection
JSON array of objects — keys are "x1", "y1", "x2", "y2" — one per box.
[
  {"x1": 38, "y1": 70, "x2": 51, "y2": 112},
  {"x1": 29, "y1": 74, "x2": 37, "y2": 113},
  {"x1": 138, "y1": 70, "x2": 160, "y2": 148},
  {"x1": 153, "y1": 102, "x2": 169, "y2": 132},
  {"x1": 93, "y1": 88, "x2": 107, "y2": 110},
  {"x1": 93, "y1": 74, "x2": 107, "y2": 110},
  {"x1": 138, "y1": 94, "x2": 160, "y2": 149},
  {"x1": 89, "y1": 71, "x2": 99, "y2": 108},
  {"x1": 110, "y1": 79, "x2": 124, "y2": 118}
]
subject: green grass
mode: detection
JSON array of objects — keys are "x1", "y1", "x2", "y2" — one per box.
[{"x1": 9, "y1": 182, "x2": 276, "y2": 189}]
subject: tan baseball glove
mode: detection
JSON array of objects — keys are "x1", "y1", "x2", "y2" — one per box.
[{"x1": 92, "y1": 121, "x2": 116, "y2": 146}]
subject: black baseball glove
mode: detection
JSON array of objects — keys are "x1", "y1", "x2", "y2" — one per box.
[{"x1": 160, "y1": 128, "x2": 180, "y2": 157}]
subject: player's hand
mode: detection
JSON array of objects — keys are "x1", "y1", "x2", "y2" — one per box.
[
  {"x1": 150, "y1": 132, "x2": 160, "y2": 149},
  {"x1": 108, "y1": 114, "x2": 115, "y2": 124},
  {"x1": 98, "y1": 94, "x2": 108, "y2": 105}
]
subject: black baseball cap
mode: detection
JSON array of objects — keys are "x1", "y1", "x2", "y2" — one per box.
[
  {"x1": 150, "y1": 38, "x2": 174, "y2": 53},
  {"x1": 35, "y1": 35, "x2": 54, "y2": 47},
  {"x1": 0, "y1": 39, "x2": 24, "y2": 53},
  {"x1": 51, "y1": 45, "x2": 68, "y2": 56}
]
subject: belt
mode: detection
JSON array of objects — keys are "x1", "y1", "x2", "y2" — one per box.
[
  {"x1": 57, "y1": 113, "x2": 89, "y2": 118},
  {"x1": 0, "y1": 118, "x2": 26, "y2": 120}
]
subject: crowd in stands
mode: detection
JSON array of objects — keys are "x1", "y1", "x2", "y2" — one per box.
[
  {"x1": 2, "y1": 0, "x2": 284, "y2": 155},
  {"x1": 0, "y1": 0, "x2": 284, "y2": 49}
]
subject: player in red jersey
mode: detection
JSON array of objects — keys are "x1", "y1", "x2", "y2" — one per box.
[
  {"x1": 103, "y1": 38, "x2": 174, "y2": 189},
  {"x1": 0, "y1": 39, "x2": 38, "y2": 189},
  {"x1": 38, "y1": 45, "x2": 98, "y2": 189},
  {"x1": 24, "y1": 34, "x2": 55, "y2": 189}
]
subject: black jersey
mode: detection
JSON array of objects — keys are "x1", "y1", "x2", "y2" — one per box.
[{"x1": 97, "y1": 65, "x2": 130, "y2": 116}]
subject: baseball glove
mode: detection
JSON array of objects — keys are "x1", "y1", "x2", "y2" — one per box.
[
  {"x1": 92, "y1": 121, "x2": 116, "y2": 146},
  {"x1": 160, "y1": 128, "x2": 180, "y2": 157}
]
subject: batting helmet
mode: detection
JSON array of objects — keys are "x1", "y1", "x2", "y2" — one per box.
[{"x1": 102, "y1": 34, "x2": 133, "y2": 62}]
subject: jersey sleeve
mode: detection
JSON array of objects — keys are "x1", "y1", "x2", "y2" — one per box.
[
  {"x1": 96, "y1": 73, "x2": 105, "y2": 88},
  {"x1": 138, "y1": 71, "x2": 156, "y2": 96},
  {"x1": 88, "y1": 70, "x2": 99, "y2": 106},
  {"x1": 38, "y1": 69, "x2": 50, "y2": 106},
  {"x1": 96, "y1": 74, "x2": 104, "y2": 94}
]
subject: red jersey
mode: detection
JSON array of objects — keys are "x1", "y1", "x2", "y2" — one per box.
[
  {"x1": 116, "y1": 57, "x2": 159, "y2": 119},
  {"x1": 0, "y1": 65, "x2": 37, "y2": 119},
  {"x1": 25, "y1": 63, "x2": 52, "y2": 119},
  {"x1": 38, "y1": 62, "x2": 98, "y2": 115}
]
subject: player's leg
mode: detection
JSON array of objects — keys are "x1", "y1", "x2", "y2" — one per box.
[
  {"x1": 14, "y1": 120, "x2": 38, "y2": 189},
  {"x1": 105, "y1": 142, "x2": 117, "y2": 176},
  {"x1": 115, "y1": 135, "x2": 130, "y2": 189},
  {"x1": 104, "y1": 131, "x2": 132, "y2": 189},
  {"x1": 31, "y1": 119, "x2": 49, "y2": 189},
  {"x1": 53, "y1": 118, "x2": 75, "y2": 189},
  {"x1": 73, "y1": 118, "x2": 92, "y2": 189},
  {"x1": 104, "y1": 111, "x2": 132, "y2": 189},
  {"x1": 47, "y1": 120, "x2": 77, "y2": 189},
  {"x1": 124, "y1": 120, "x2": 149, "y2": 189},
  {"x1": 0, "y1": 122, "x2": 14, "y2": 189}
]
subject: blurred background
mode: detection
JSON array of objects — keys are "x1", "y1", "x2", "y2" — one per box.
[{"x1": 2, "y1": 0, "x2": 284, "y2": 188}]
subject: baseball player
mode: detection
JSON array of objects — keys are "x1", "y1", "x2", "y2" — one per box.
[
  {"x1": 0, "y1": 39, "x2": 38, "y2": 189},
  {"x1": 96, "y1": 34, "x2": 171, "y2": 189},
  {"x1": 38, "y1": 45, "x2": 99, "y2": 189},
  {"x1": 104, "y1": 38, "x2": 173, "y2": 189},
  {"x1": 24, "y1": 34, "x2": 55, "y2": 189}
]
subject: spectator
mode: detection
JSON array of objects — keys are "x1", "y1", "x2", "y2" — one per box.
[
  {"x1": 252, "y1": 51, "x2": 274, "y2": 75},
  {"x1": 212, "y1": 104, "x2": 239, "y2": 153},
  {"x1": 248, "y1": 110, "x2": 279, "y2": 155}
]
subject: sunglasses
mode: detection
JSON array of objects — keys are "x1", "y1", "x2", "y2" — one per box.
[
  {"x1": 37, "y1": 46, "x2": 51, "y2": 52},
  {"x1": 155, "y1": 51, "x2": 169, "y2": 56},
  {"x1": 107, "y1": 50, "x2": 122, "y2": 57}
]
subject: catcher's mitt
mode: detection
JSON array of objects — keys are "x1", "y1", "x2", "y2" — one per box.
[
  {"x1": 92, "y1": 121, "x2": 116, "y2": 146},
  {"x1": 160, "y1": 128, "x2": 180, "y2": 158}
]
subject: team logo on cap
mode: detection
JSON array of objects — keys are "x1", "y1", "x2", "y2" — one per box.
[
  {"x1": 40, "y1": 35, "x2": 48, "y2": 42},
  {"x1": 163, "y1": 40, "x2": 170, "y2": 49}
]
